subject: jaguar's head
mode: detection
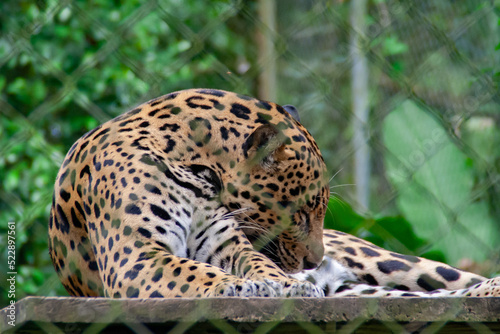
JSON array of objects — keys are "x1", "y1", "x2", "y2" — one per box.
[{"x1": 222, "y1": 113, "x2": 328, "y2": 274}]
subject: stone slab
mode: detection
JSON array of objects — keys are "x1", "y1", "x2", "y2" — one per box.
[{"x1": 1, "y1": 297, "x2": 500, "y2": 333}]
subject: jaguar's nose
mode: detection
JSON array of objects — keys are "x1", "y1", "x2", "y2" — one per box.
[
  {"x1": 302, "y1": 237, "x2": 324, "y2": 270},
  {"x1": 303, "y1": 257, "x2": 320, "y2": 270}
]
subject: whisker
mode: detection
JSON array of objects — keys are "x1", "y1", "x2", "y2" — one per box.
[
  {"x1": 222, "y1": 207, "x2": 251, "y2": 220},
  {"x1": 236, "y1": 211, "x2": 279, "y2": 247},
  {"x1": 315, "y1": 196, "x2": 329, "y2": 207},
  {"x1": 328, "y1": 195, "x2": 350, "y2": 210},
  {"x1": 328, "y1": 168, "x2": 343, "y2": 184},
  {"x1": 329, "y1": 183, "x2": 356, "y2": 189}
]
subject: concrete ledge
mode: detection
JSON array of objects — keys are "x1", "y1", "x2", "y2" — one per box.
[{"x1": 2, "y1": 296, "x2": 500, "y2": 333}]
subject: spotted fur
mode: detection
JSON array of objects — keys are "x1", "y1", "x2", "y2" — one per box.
[
  {"x1": 49, "y1": 89, "x2": 327, "y2": 298},
  {"x1": 293, "y1": 231, "x2": 499, "y2": 297},
  {"x1": 49, "y1": 88, "x2": 499, "y2": 298}
]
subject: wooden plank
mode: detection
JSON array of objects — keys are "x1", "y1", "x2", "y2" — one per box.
[{"x1": 2, "y1": 297, "x2": 500, "y2": 333}]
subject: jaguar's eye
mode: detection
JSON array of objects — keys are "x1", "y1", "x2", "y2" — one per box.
[
  {"x1": 295, "y1": 209, "x2": 310, "y2": 235},
  {"x1": 303, "y1": 211, "x2": 310, "y2": 235}
]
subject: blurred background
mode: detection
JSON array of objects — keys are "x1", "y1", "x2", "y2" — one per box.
[{"x1": 1, "y1": 0, "x2": 499, "y2": 305}]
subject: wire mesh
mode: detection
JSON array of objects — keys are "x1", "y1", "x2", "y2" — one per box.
[{"x1": 1, "y1": 0, "x2": 499, "y2": 332}]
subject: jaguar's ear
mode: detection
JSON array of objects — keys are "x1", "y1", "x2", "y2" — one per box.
[
  {"x1": 283, "y1": 104, "x2": 301, "y2": 122},
  {"x1": 243, "y1": 124, "x2": 288, "y2": 169}
]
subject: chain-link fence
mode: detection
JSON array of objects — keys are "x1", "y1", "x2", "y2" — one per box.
[{"x1": 1, "y1": 0, "x2": 499, "y2": 332}]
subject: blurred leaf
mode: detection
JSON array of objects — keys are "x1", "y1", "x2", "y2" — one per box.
[
  {"x1": 7, "y1": 77, "x2": 26, "y2": 95},
  {"x1": 383, "y1": 100, "x2": 500, "y2": 265},
  {"x1": 370, "y1": 216, "x2": 426, "y2": 253},
  {"x1": 0, "y1": 76, "x2": 6, "y2": 91},
  {"x1": 462, "y1": 117, "x2": 499, "y2": 166},
  {"x1": 383, "y1": 36, "x2": 408, "y2": 55},
  {"x1": 325, "y1": 197, "x2": 429, "y2": 257},
  {"x1": 324, "y1": 196, "x2": 365, "y2": 233}
]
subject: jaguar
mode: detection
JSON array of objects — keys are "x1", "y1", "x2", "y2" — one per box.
[{"x1": 49, "y1": 88, "x2": 499, "y2": 298}]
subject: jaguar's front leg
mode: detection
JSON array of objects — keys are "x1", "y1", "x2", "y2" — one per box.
[
  {"x1": 91, "y1": 217, "x2": 282, "y2": 298},
  {"x1": 188, "y1": 210, "x2": 324, "y2": 297},
  {"x1": 91, "y1": 206, "x2": 322, "y2": 298}
]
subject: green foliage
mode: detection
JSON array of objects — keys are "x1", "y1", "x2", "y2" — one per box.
[
  {"x1": 325, "y1": 196, "x2": 441, "y2": 261},
  {"x1": 0, "y1": 0, "x2": 256, "y2": 306},
  {"x1": 383, "y1": 101, "x2": 500, "y2": 265},
  {"x1": 381, "y1": 36, "x2": 408, "y2": 56}
]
